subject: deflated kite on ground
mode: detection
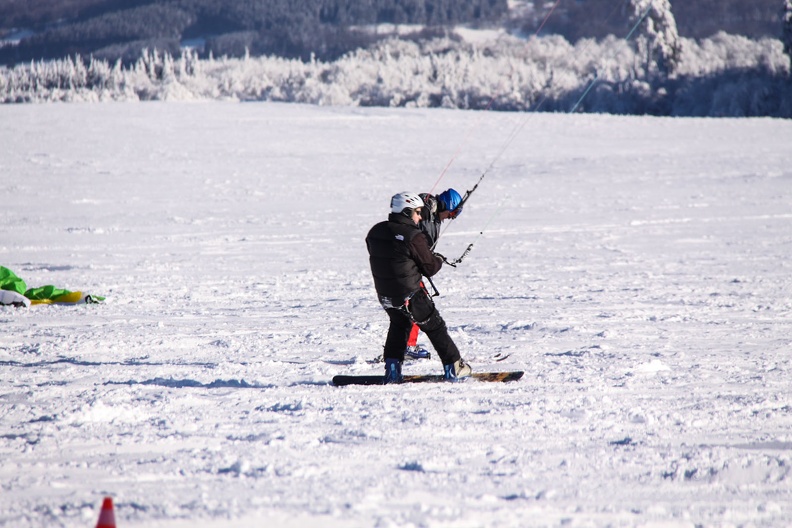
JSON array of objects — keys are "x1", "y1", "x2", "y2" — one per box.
[{"x1": 0, "y1": 266, "x2": 105, "y2": 307}]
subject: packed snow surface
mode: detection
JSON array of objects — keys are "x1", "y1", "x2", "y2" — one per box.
[{"x1": 1, "y1": 102, "x2": 791, "y2": 527}]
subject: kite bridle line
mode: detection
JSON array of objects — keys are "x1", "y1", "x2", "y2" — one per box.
[
  {"x1": 426, "y1": 0, "x2": 562, "y2": 199},
  {"x1": 432, "y1": 3, "x2": 655, "y2": 268}
]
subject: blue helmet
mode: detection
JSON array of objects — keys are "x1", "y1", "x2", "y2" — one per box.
[{"x1": 437, "y1": 188, "x2": 463, "y2": 218}]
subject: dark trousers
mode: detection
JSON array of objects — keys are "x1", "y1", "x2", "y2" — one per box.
[{"x1": 383, "y1": 289, "x2": 460, "y2": 365}]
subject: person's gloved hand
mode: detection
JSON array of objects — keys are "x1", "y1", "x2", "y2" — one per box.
[{"x1": 419, "y1": 193, "x2": 437, "y2": 215}]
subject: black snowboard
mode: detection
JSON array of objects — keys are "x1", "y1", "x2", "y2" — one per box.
[{"x1": 332, "y1": 371, "x2": 524, "y2": 386}]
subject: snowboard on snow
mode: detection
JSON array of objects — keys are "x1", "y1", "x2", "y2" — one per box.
[{"x1": 332, "y1": 371, "x2": 524, "y2": 386}]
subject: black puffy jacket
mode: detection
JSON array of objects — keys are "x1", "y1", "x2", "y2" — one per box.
[{"x1": 366, "y1": 213, "x2": 442, "y2": 300}]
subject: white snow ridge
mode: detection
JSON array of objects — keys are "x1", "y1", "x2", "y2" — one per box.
[{"x1": 1, "y1": 102, "x2": 791, "y2": 527}]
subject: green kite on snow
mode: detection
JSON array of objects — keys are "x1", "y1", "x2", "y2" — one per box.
[{"x1": 0, "y1": 266, "x2": 105, "y2": 306}]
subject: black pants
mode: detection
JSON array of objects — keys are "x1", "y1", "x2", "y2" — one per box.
[{"x1": 383, "y1": 289, "x2": 460, "y2": 365}]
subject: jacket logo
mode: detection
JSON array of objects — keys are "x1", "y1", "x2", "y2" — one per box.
[{"x1": 395, "y1": 234, "x2": 404, "y2": 241}]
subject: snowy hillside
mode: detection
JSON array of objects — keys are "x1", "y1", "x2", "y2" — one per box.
[
  {"x1": 3, "y1": 32, "x2": 791, "y2": 117},
  {"x1": 1, "y1": 102, "x2": 791, "y2": 526}
]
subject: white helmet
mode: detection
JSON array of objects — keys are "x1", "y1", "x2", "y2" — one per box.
[{"x1": 390, "y1": 192, "x2": 425, "y2": 214}]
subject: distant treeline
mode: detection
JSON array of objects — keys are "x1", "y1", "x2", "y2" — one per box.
[
  {"x1": 3, "y1": 33, "x2": 790, "y2": 118},
  {"x1": 0, "y1": 0, "x2": 508, "y2": 65},
  {"x1": 2, "y1": 0, "x2": 788, "y2": 67}
]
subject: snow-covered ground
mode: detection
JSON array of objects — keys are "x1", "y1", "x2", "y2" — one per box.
[{"x1": 1, "y1": 102, "x2": 791, "y2": 527}]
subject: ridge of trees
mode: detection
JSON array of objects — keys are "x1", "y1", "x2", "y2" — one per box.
[
  {"x1": 2, "y1": 0, "x2": 790, "y2": 118},
  {"x1": 1, "y1": 0, "x2": 789, "y2": 67},
  {"x1": 2, "y1": 32, "x2": 789, "y2": 117},
  {"x1": 0, "y1": 0, "x2": 508, "y2": 65}
]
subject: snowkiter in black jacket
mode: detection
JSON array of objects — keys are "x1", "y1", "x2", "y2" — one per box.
[{"x1": 366, "y1": 191, "x2": 471, "y2": 383}]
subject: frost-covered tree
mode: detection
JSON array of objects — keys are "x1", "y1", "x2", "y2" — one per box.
[
  {"x1": 783, "y1": 0, "x2": 792, "y2": 64},
  {"x1": 629, "y1": 0, "x2": 682, "y2": 81}
]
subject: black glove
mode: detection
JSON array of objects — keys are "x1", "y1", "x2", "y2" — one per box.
[
  {"x1": 419, "y1": 193, "x2": 438, "y2": 215},
  {"x1": 434, "y1": 252, "x2": 457, "y2": 267}
]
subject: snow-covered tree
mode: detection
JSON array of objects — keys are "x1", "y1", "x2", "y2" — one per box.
[
  {"x1": 629, "y1": 0, "x2": 682, "y2": 81},
  {"x1": 783, "y1": 0, "x2": 792, "y2": 65}
]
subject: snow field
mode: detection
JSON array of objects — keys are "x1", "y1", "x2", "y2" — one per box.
[{"x1": 1, "y1": 102, "x2": 791, "y2": 526}]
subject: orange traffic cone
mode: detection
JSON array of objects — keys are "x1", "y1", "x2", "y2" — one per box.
[{"x1": 95, "y1": 497, "x2": 116, "y2": 528}]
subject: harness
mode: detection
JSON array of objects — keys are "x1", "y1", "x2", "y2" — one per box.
[{"x1": 379, "y1": 285, "x2": 433, "y2": 325}]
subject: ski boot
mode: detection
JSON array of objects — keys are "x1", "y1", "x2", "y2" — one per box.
[
  {"x1": 443, "y1": 358, "x2": 472, "y2": 381},
  {"x1": 405, "y1": 345, "x2": 430, "y2": 360},
  {"x1": 383, "y1": 358, "x2": 403, "y2": 384}
]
